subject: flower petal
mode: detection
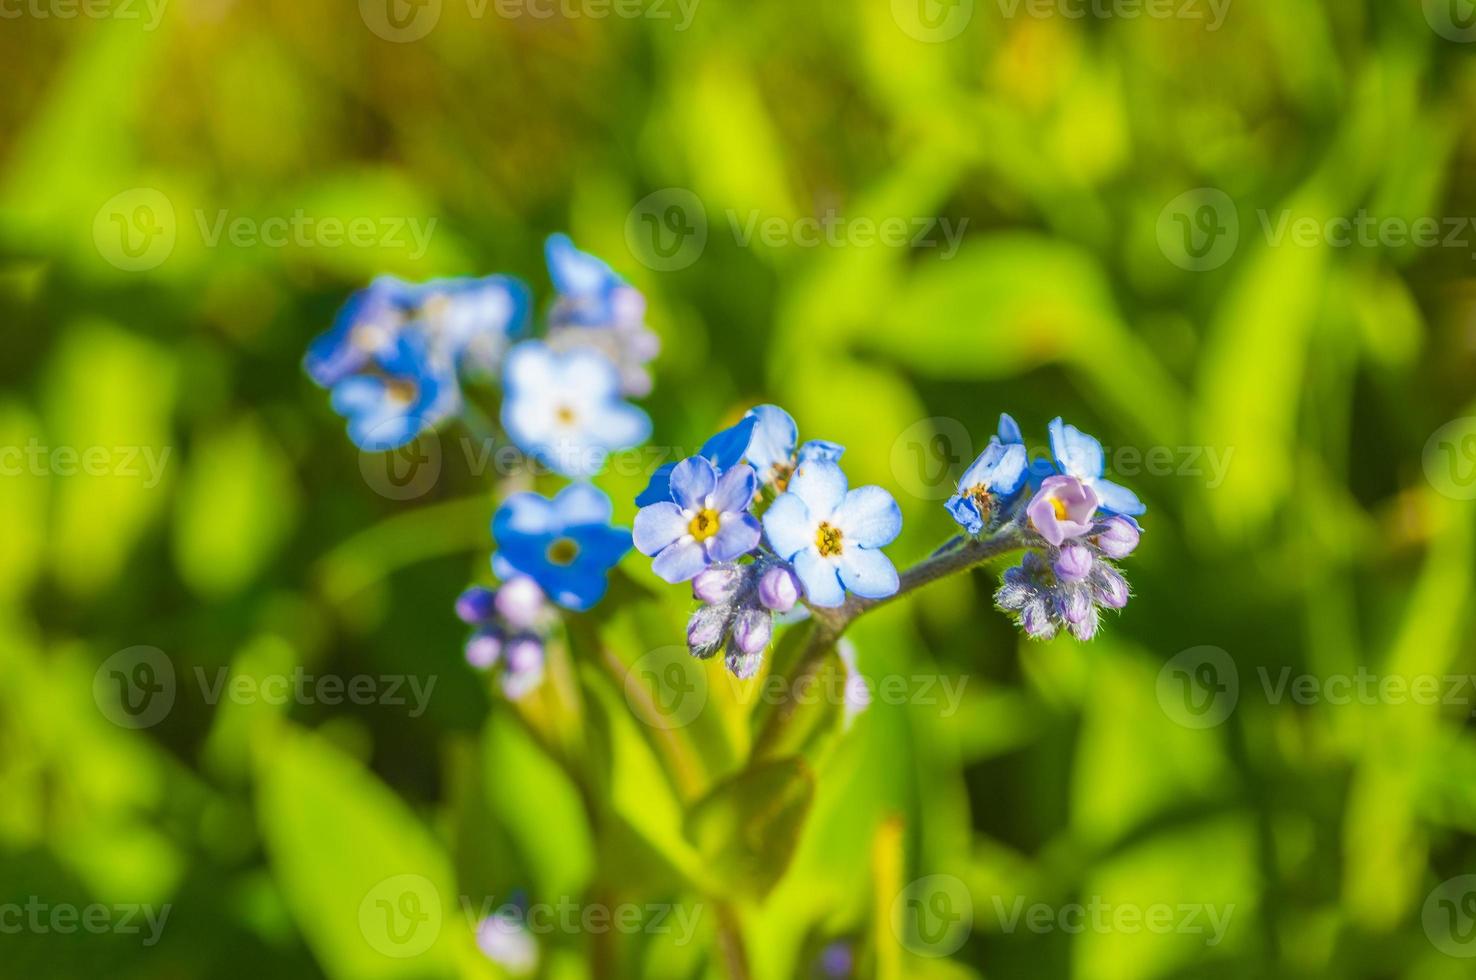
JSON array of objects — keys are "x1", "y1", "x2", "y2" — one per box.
[
  {"x1": 545, "y1": 233, "x2": 621, "y2": 299},
  {"x1": 956, "y1": 440, "x2": 1006, "y2": 493},
  {"x1": 792, "y1": 549, "x2": 845, "y2": 607},
  {"x1": 583, "y1": 400, "x2": 651, "y2": 452},
  {"x1": 669, "y1": 456, "x2": 717, "y2": 511},
  {"x1": 705, "y1": 512, "x2": 761, "y2": 563},
  {"x1": 494, "y1": 492, "x2": 558, "y2": 538},
  {"x1": 838, "y1": 547, "x2": 899, "y2": 600},
  {"x1": 700, "y1": 415, "x2": 758, "y2": 471},
  {"x1": 555, "y1": 482, "x2": 613, "y2": 526},
  {"x1": 797, "y1": 439, "x2": 845, "y2": 464},
  {"x1": 945, "y1": 493, "x2": 983, "y2": 535},
  {"x1": 652, "y1": 539, "x2": 708, "y2": 583},
  {"x1": 997, "y1": 412, "x2": 1023, "y2": 445},
  {"x1": 502, "y1": 340, "x2": 555, "y2": 393},
  {"x1": 710, "y1": 464, "x2": 758, "y2": 514},
  {"x1": 835, "y1": 486, "x2": 902, "y2": 548},
  {"x1": 1048, "y1": 417, "x2": 1105, "y2": 480},
  {"x1": 635, "y1": 463, "x2": 676, "y2": 507},
  {"x1": 787, "y1": 459, "x2": 848, "y2": 520},
  {"x1": 762, "y1": 492, "x2": 814, "y2": 559},
  {"x1": 744, "y1": 405, "x2": 797, "y2": 474},
  {"x1": 1092, "y1": 478, "x2": 1146, "y2": 517},
  {"x1": 633, "y1": 502, "x2": 687, "y2": 556},
  {"x1": 571, "y1": 523, "x2": 632, "y2": 571}
]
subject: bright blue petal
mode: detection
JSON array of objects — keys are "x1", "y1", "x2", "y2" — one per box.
[
  {"x1": 555, "y1": 482, "x2": 613, "y2": 526},
  {"x1": 635, "y1": 463, "x2": 676, "y2": 507},
  {"x1": 989, "y1": 443, "x2": 1029, "y2": 496},
  {"x1": 1092, "y1": 479, "x2": 1146, "y2": 517},
  {"x1": 838, "y1": 547, "x2": 899, "y2": 600},
  {"x1": 541, "y1": 562, "x2": 607, "y2": 611},
  {"x1": 762, "y1": 493, "x2": 813, "y2": 559},
  {"x1": 706, "y1": 513, "x2": 761, "y2": 563},
  {"x1": 834, "y1": 486, "x2": 901, "y2": 549},
  {"x1": 1048, "y1": 417, "x2": 1105, "y2": 480},
  {"x1": 945, "y1": 494, "x2": 984, "y2": 535},
  {"x1": 792, "y1": 550, "x2": 844, "y2": 607},
  {"x1": 570, "y1": 523, "x2": 632, "y2": 570},
  {"x1": 669, "y1": 456, "x2": 717, "y2": 511},
  {"x1": 494, "y1": 493, "x2": 558, "y2": 539},
  {"x1": 633, "y1": 502, "x2": 687, "y2": 556},
  {"x1": 956, "y1": 440, "x2": 1007, "y2": 493},
  {"x1": 710, "y1": 464, "x2": 757, "y2": 515},
  {"x1": 744, "y1": 405, "x2": 797, "y2": 474},
  {"x1": 797, "y1": 439, "x2": 845, "y2": 464},
  {"x1": 652, "y1": 539, "x2": 708, "y2": 583},
  {"x1": 787, "y1": 459, "x2": 848, "y2": 519},
  {"x1": 997, "y1": 413, "x2": 1023, "y2": 445},
  {"x1": 700, "y1": 415, "x2": 758, "y2": 470}
]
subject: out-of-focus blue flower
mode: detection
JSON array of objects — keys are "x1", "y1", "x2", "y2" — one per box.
[
  {"x1": 1047, "y1": 417, "x2": 1146, "y2": 517},
  {"x1": 635, "y1": 414, "x2": 757, "y2": 507},
  {"x1": 946, "y1": 414, "x2": 1031, "y2": 535},
  {"x1": 327, "y1": 333, "x2": 454, "y2": 451},
  {"x1": 744, "y1": 404, "x2": 844, "y2": 491},
  {"x1": 305, "y1": 274, "x2": 528, "y2": 387},
  {"x1": 633, "y1": 457, "x2": 762, "y2": 583},
  {"x1": 500, "y1": 341, "x2": 651, "y2": 477},
  {"x1": 762, "y1": 459, "x2": 901, "y2": 608},
  {"x1": 492, "y1": 483, "x2": 632, "y2": 611},
  {"x1": 544, "y1": 234, "x2": 659, "y2": 395}
]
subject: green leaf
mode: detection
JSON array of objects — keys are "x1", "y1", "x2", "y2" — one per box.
[
  {"x1": 684, "y1": 756, "x2": 815, "y2": 900},
  {"x1": 254, "y1": 723, "x2": 484, "y2": 980}
]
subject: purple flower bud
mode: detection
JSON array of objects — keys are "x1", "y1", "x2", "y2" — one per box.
[
  {"x1": 731, "y1": 607, "x2": 773, "y2": 657},
  {"x1": 1093, "y1": 516, "x2": 1141, "y2": 560},
  {"x1": 456, "y1": 586, "x2": 497, "y2": 625},
  {"x1": 687, "y1": 606, "x2": 729, "y2": 659},
  {"x1": 1060, "y1": 586, "x2": 1094, "y2": 626},
  {"x1": 1021, "y1": 550, "x2": 1049, "y2": 577},
  {"x1": 995, "y1": 579, "x2": 1034, "y2": 611},
  {"x1": 693, "y1": 564, "x2": 743, "y2": 604},
  {"x1": 1068, "y1": 605, "x2": 1100, "y2": 641},
  {"x1": 1020, "y1": 600, "x2": 1057, "y2": 640},
  {"x1": 1092, "y1": 565, "x2": 1130, "y2": 609},
  {"x1": 465, "y1": 628, "x2": 503, "y2": 669},
  {"x1": 494, "y1": 575, "x2": 545, "y2": 631},
  {"x1": 504, "y1": 634, "x2": 544, "y2": 676},
  {"x1": 1053, "y1": 544, "x2": 1094, "y2": 583},
  {"x1": 757, "y1": 564, "x2": 801, "y2": 612},
  {"x1": 726, "y1": 646, "x2": 764, "y2": 680}
]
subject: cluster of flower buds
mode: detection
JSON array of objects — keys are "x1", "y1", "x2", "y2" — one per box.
[
  {"x1": 684, "y1": 558, "x2": 803, "y2": 679},
  {"x1": 996, "y1": 500, "x2": 1139, "y2": 641},
  {"x1": 456, "y1": 576, "x2": 554, "y2": 698}
]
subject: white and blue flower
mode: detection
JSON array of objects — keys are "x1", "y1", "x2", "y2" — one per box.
[
  {"x1": 1047, "y1": 417, "x2": 1146, "y2": 517},
  {"x1": 327, "y1": 333, "x2": 455, "y2": 451},
  {"x1": 500, "y1": 341, "x2": 651, "y2": 477},
  {"x1": 491, "y1": 483, "x2": 632, "y2": 611},
  {"x1": 946, "y1": 414, "x2": 1032, "y2": 535},
  {"x1": 762, "y1": 459, "x2": 902, "y2": 608},
  {"x1": 633, "y1": 457, "x2": 763, "y2": 583}
]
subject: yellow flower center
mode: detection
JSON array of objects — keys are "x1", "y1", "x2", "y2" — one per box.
[
  {"x1": 967, "y1": 484, "x2": 993, "y2": 519},
  {"x1": 555, "y1": 404, "x2": 577, "y2": 425},
  {"x1": 546, "y1": 537, "x2": 579, "y2": 565},
  {"x1": 383, "y1": 378, "x2": 418, "y2": 406},
  {"x1": 816, "y1": 522, "x2": 844, "y2": 557},
  {"x1": 688, "y1": 508, "x2": 721, "y2": 542},
  {"x1": 1051, "y1": 497, "x2": 1070, "y2": 522}
]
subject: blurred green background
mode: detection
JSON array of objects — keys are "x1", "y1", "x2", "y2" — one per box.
[{"x1": 4, "y1": 0, "x2": 1476, "y2": 977}]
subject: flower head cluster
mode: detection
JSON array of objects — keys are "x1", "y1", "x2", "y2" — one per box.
[
  {"x1": 305, "y1": 275, "x2": 528, "y2": 450},
  {"x1": 634, "y1": 405, "x2": 902, "y2": 677},
  {"x1": 972, "y1": 416, "x2": 1146, "y2": 641},
  {"x1": 456, "y1": 576, "x2": 551, "y2": 699}
]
